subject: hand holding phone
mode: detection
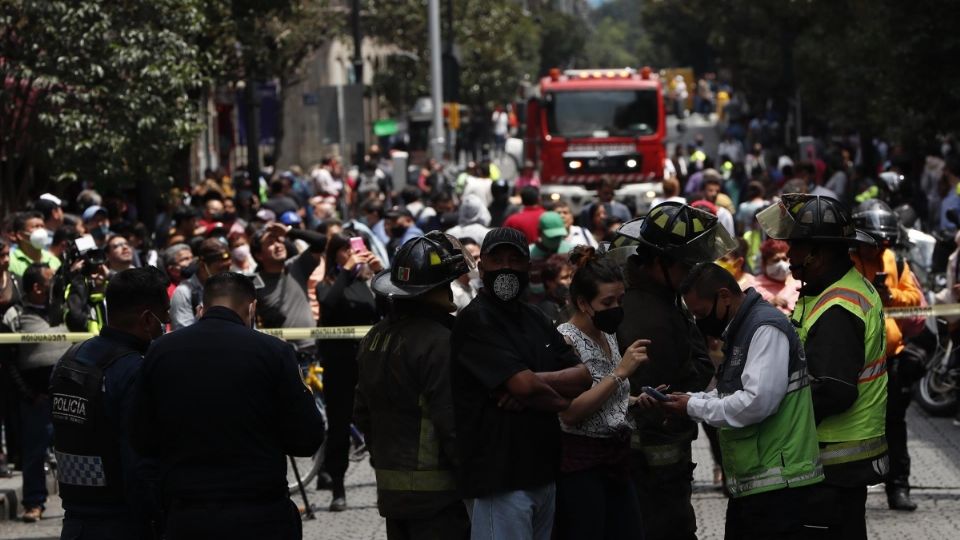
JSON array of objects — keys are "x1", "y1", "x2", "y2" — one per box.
[
  {"x1": 350, "y1": 237, "x2": 368, "y2": 254},
  {"x1": 641, "y1": 385, "x2": 673, "y2": 402}
]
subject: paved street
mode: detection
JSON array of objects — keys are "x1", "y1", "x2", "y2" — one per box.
[{"x1": 2, "y1": 406, "x2": 960, "y2": 539}]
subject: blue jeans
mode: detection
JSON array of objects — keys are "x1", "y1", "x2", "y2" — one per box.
[
  {"x1": 471, "y1": 483, "x2": 555, "y2": 540},
  {"x1": 20, "y1": 398, "x2": 52, "y2": 508}
]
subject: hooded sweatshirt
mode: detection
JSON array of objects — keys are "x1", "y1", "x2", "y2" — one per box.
[{"x1": 445, "y1": 194, "x2": 491, "y2": 244}]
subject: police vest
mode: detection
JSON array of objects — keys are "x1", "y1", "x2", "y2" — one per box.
[
  {"x1": 792, "y1": 267, "x2": 888, "y2": 467},
  {"x1": 716, "y1": 290, "x2": 823, "y2": 497},
  {"x1": 50, "y1": 340, "x2": 135, "y2": 506}
]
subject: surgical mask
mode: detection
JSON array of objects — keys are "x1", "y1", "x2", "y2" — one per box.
[
  {"x1": 765, "y1": 260, "x2": 791, "y2": 282},
  {"x1": 695, "y1": 294, "x2": 730, "y2": 338},
  {"x1": 591, "y1": 306, "x2": 624, "y2": 334},
  {"x1": 29, "y1": 229, "x2": 48, "y2": 250},
  {"x1": 232, "y1": 244, "x2": 251, "y2": 263},
  {"x1": 483, "y1": 268, "x2": 528, "y2": 302}
]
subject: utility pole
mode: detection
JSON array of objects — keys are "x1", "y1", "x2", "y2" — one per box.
[
  {"x1": 428, "y1": 0, "x2": 445, "y2": 160},
  {"x1": 351, "y1": 0, "x2": 365, "y2": 165}
]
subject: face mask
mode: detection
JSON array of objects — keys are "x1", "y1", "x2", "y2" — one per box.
[
  {"x1": 91, "y1": 224, "x2": 110, "y2": 240},
  {"x1": 232, "y1": 244, "x2": 251, "y2": 263},
  {"x1": 551, "y1": 284, "x2": 570, "y2": 302},
  {"x1": 483, "y1": 268, "x2": 528, "y2": 302},
  {"x1": 390, "y1": 224, "x2": 408, "y2": 238},
  {"x1": 696, "y1": 294, "x2": 730, "y2": 338},
  {"x1": 765, "y1": 260, "x2": 791, "y2": 282},
  {"x1": 540, "y1": 237, "x2": 562, "y2": 253},
  {"x1": 29, "y1": 228, "x2": 48, "y2": 250},
  {"x1": 591, "y1": 306, "x2": 624, "y2": 334},
  {"x1": 210, "y1": 213, "x2": 225, "y2": 222}
]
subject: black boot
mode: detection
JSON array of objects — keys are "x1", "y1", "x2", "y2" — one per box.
[{"x1": 887, "y1": 487, "x2": 918, "y2": 511}]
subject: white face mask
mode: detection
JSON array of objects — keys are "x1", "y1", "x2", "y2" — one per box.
[
  {"x1": 232, "y1": 244, "x2": 251, "y2": 263},
  {"x1": 765, "y1": 260, "x2": 791, "y2": 282},
  {"x1": 29, "y1": 228, "x2": 48, "y2": 250}
]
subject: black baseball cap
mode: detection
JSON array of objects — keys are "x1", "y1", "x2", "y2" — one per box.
[
  {"x1": 385, "y1": 206, "x2": 413, "y2": 220},
  {"x1": 481, "y1": 227, "x2": 529, "y2": 258}
]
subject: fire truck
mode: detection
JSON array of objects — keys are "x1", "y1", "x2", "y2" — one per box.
[{"x1": 523, "y1": 67, "x2": 667, "y2": 215}]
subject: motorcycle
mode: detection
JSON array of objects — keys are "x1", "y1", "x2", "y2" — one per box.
[{"x1": 912, "y1": 298, "x2": 960, "y2": 416}]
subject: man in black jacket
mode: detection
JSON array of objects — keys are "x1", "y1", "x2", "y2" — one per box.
[{"x1": 131, "y1": 272, "x2": 325, "y2": 539}]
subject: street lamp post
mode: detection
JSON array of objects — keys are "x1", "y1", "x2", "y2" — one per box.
[{"x1": 428, "y1": 0, "x2": 445, "y2": 161}]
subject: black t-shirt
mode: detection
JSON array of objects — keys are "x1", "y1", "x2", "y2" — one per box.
[{"x1": 451, "y1": 292, "x2": 580, "y2": 497}]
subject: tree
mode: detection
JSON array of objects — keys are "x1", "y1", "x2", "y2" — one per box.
[
  {"x1": 365, "y1": 0, "x2": 540, "y2": 112},
  {"x1": 0, "y1": 1, "x2": 209, "y2": 213}
]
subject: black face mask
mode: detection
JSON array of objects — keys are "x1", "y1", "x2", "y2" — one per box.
[
  {"x1": 210, "y1": 212, "x2": 225, "y2": 222},
  {"x1": 390, "y1": 224, "x2": 408, "y2": 238},
  {"x1": 483, "y1": 268, "x2": 529, "y2": 302},
  {"x1": 551, "y1": 284, "x2": 570, "y2": 302},
  {"x1": 591, "y1": 306, "x2": 624, "y2": 334},
  {"x1": 696, "y1": 294, "x2": 730, "y2": 338}
]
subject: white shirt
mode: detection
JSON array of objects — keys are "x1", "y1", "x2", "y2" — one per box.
[
  {"x1": 686, "y1": 325, "x2": 789, "y2": 429},
  {"x1": 565, "y1": 225, "x2": 597, "y2": 248},
  {"x1": 717, "y1": 206, "x2": 735, "y2": 237}
]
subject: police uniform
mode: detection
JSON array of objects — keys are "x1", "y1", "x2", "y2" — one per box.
[
  {"x1": 355, "y1": 232, "x2": 472, "y2": 540},
  {"x1": 51, "y1": 327, "x2": 156, "y2": 539},
  {"x1": 130, "y1": 306, "x2": 325, "y2": 540},
  {"x1": 611, "y1": 204, "x2": 737, "y2": 540}
]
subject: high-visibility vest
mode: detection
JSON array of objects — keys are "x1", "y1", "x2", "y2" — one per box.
[{"x1": 793, "y1": 267, "x2": 888, "y2": 466}]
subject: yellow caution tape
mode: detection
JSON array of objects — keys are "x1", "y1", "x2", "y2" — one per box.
[
  {"x1": 0, "y1": 326, "x2": 373, "y2": 344},
  {"x1": 884, "y1": 304, "x2": 960, "y2": 319}
]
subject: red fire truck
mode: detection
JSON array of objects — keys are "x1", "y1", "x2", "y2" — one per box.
[{"x1": 523, "y1": 67, "x2": 667, "y2": 214}]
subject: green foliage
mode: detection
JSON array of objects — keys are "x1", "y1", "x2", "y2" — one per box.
[
  {"x1": 0, "y1": 0, "x2": 208, "y2": 211},
  {"x1": 366, "y1": 0, "x2": 543, "y2": 111}
]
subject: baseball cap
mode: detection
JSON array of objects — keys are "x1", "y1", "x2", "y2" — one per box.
[
  {"x1": 385, "y1": 206, "x2": 414, "y2": 220},
  {"x1": 255, "y1": 209, "x2": 277, "y2": 222},
  {"x1": 279, "y1": 211, "x2": 302, "y2": 225},
  {"x1": 39, "y1": 193, "x2": 63, "y2": 207},
  {"x1": 538, "y1": 212, "x2": 567, "y2": 239},
  {"x1": 82, "y1": 205, "x2": 108, "y2": 222},
  {"x1": 481, "y1": 227, "x2": 530, "y2": 258}
]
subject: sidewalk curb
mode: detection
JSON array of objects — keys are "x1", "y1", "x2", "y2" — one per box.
[{"x1": 0, "y1": 483, "x2": 18, "y2": 521}]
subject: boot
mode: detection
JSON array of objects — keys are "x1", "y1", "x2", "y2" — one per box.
[{"x1": 887, "y1": 487, "x2": 918, "y2": 511}]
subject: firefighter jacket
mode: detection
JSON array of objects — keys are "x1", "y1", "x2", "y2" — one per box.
[{"x1": 355, "y1": 308, "x2": 460, "y2": 519}]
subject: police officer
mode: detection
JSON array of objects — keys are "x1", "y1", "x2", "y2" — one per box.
[
  {"x1": 131, "y1": 272, "x2": 325, "y2": 540},
  {"x1": 757, "y1": 194, "x2": 888, "y2": 539},
  {"x1": 51, "y1": 267, "x2": 170, "y2": 539},
  {"x1": 355, "y1": 231, "x2": 473, "y2": 540},
  {"x1": 612, "y1": 202, "x2": 736, "y2": 540},
  {"x1": 850, "y1": 199, "x2": 923, "y2": 511}
]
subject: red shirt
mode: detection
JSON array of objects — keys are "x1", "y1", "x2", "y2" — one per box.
[{"x1": 503, "y1": 206, "x2": 545, "y2": 244}]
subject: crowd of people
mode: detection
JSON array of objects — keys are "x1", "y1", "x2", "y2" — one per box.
[{"x1": 0, "y1": 126, "x2": 955, "y2": 539}]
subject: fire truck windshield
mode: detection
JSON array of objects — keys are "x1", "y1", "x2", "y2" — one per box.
[{"x1": 546, "y1": 89, "x2": 658, "y2": 138}]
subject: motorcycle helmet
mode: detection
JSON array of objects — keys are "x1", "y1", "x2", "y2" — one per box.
[{"x1": 853, "y1": 199, "x2": 900, "y2": 245}]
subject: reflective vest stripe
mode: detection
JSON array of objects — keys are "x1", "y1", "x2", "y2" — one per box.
[
  {"x1": 727, "y1": 463, "x2": 824, "y2": 495},
  {"x1": 820, "y1": 436, "x2": 888, "y2": 466},
  {"x1": 859, "y1": 357, "x2": 887, "y2": 383},
  {"x1": 785, "y1": 368, "x2": 809, "y2": 393},
  {"x1": 374, "y1": 468, "x2": 457, "y2": 492},
  {"x1": 630, "y1": 434, "x2": 691, "y2": 466},
  {"x1": 808, "y1": 287, "x2": 873, "y2": 319},
  {"x1": 417, "y1": 395, "x2": 439, "y2": 470}
]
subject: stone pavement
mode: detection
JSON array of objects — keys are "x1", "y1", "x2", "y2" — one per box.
[{"x1": 2, "y1": 406, "x2": 960, "y2": 539}]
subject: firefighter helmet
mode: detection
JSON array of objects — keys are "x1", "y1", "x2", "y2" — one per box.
[
  {"x1": 635, "y1": 201, "x2": 737, "y2": 264},
  {"x1": 371, "y1": 231, "x2": 475, "y2": 299},
  {"x1": 756, "y1": 194, "x2": 875, "y2": 245}
]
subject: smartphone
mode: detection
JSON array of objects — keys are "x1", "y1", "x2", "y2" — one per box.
[
  {"x1": 641, "y1": 385, "x2": 672, "y2": 402},
  {"x1": 349, "y1": 237, "x2": 368, "y2": 254}
]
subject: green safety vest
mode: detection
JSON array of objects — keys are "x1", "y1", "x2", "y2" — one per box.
[
  {"x1": 715, "y1": 291, "x2": 823, "y2": 497},
  {"x1": 792, "y1": 267, "x2": 888, "y2": 466}
]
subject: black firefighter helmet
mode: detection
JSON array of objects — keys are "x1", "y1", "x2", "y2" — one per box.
[
  {"x1": 757, "y1": 193, "x2": 875, "y2": 246},
  {"x1": 634, "y1": 201, "x2": 737, "y2": 264},
  {"x1": 371, "y1": 231, "x2": 475, "y2": 299}
]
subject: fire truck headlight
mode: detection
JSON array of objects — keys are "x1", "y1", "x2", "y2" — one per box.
[
  {"x1": 626, "y1": 159, "x2": 638, "y2": 169},
  {"x1": 569, "y1": 160, "x2": 583, "y2": 170},
  {"x1": 550, "y1": 193, "x2": 561, "y2": 201}
]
